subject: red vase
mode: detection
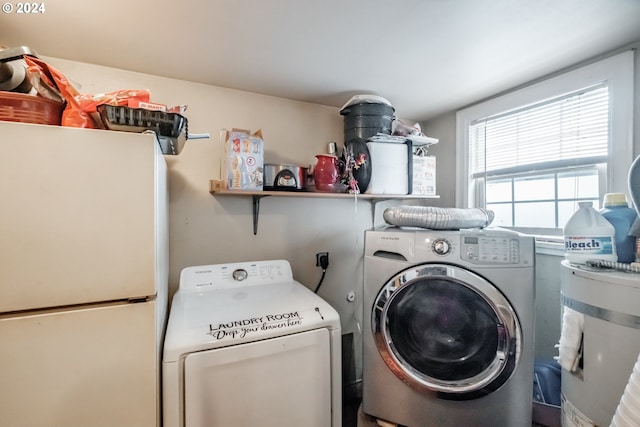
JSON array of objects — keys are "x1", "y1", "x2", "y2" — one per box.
[{"x1": 313, "y1": 155, "x2": 343, "y2": 192}]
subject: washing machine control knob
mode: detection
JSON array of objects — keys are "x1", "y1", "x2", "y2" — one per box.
[
  {"x1": 432, "y1": 238, "x2": 452, "y2": 256},
  {"x1": 232, "y1": 268, "x2": 248, "y2": 281}
]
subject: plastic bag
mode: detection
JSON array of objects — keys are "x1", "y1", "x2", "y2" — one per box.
[
  {"x1": 75, "y1": 89, "x2": 151, "y2": 129},
  {"x1": 76, "y1": 90, "x2": 150, "y2": 114},
  {"x1": 23, "y1": 56, "x2": 93, "y2": 127},
  {"x1": 24, "y1": 56, "x2": 151, "y2": 128},
  {"x1": 392, "y1": 118, "x2": 422, "y2": 137}
]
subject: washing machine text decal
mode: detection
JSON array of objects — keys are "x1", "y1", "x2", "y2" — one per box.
[{"x1": 207, "y1": 311, "x2": 303, "y2": 340}]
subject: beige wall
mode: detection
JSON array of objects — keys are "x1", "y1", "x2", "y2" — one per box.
[{"x1": 418, "y1": 112, "x2": 457, "y2": 207}]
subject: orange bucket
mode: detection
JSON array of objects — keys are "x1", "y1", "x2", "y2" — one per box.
[{"x1": 0, "y1": 91, "x2": 64, "y2": 125}]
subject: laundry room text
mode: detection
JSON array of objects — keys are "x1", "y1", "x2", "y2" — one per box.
[{"x1": 207, "y1": 312, "x2": 303, "y2": 340}]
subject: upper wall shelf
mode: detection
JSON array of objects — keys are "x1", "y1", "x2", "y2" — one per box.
[{"x1": 209, "y1": 180, "x2": 439, "y2": 234}]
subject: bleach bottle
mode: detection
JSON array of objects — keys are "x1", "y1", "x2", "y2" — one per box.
[
  {"x1": 599, "y1": 193, "x2": 637, "y2": 263},
  {"x1": 564, "y1": 201, "x2": 617, "y2": 265}
]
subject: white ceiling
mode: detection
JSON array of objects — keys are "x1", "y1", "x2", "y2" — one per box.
[{"x1": 2, "y1": 0, "x2": 640, "y2": 121}]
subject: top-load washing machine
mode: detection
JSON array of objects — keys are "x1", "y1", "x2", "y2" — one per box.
[
  {"x1": 363, "y1": 226, "x2": 535, "y2": 427},
  {"x1": 163, "y1": 260, "x2": 341, "y2": 427}
]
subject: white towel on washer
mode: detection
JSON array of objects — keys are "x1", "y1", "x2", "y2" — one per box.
[{"x1": 554, "y1": 306, "x2": 584, "y2": 372}]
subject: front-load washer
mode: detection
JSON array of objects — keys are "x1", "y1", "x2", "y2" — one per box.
[
  {"x1": 163, "y1": 259, "x2": 341, "y2": 427},
  {"x1": 560, "y1": 260, "x2": 640, "y2": 427},
  {"x1": 363, "y1": 227, "x2": 535, "y2": 427}
]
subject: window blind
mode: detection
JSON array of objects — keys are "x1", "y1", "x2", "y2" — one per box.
[{"x1": 469, "y1": 83, "x2": 609, "y2": 178}]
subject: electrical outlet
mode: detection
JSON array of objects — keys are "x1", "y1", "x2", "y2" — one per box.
[{"x1": 316, "y1": 252, "x2": 329, "y2": 268}]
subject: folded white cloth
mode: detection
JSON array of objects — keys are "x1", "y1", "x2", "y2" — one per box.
[{"x1": 555, "y1": 306, "x2": 584, "y2": 372}]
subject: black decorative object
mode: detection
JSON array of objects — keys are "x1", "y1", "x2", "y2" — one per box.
[{"x1": 343, "y1": 137, "x2": 372, "y2": 194}]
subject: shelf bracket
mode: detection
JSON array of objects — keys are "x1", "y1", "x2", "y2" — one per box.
[
  {"x1": 370, "y1": 199, "x2": 381, "y2": 226},
  {"x1": 251, "y1": 195, "x2": 270, "y2": 235},
  {"x1": 369, "y1": 198, "x2": 393, "y2": 227}
]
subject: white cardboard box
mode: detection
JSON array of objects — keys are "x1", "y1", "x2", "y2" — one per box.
[
  {"x1": 411, "y1": 155, "x2": 436, "y2": 195},
  {"x1": 220, "y1": 129, "x2": 264, "y2": 191}
]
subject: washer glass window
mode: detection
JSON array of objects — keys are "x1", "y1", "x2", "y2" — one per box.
[
  {"x1": 388, "y1": 277, "x2": 499, "y2": 381},
  {"x1": 373, "y1": 264, "x2": 520, "y2": 397}
]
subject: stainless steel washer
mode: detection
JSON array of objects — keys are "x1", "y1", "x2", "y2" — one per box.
[{"x1": 363, "y1": 227, "x2": 535, "y2": 427}]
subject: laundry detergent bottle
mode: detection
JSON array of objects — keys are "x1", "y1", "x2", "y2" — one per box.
[
  {"x1": 563, "y1": 201, "x2": 617, "y2": 265},
  {"x1": 599, "y1": 193, "x2": 637, "y2": 263}
]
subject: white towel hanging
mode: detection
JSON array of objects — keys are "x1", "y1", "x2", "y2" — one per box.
[{"x1": 555, "y1": 306, "x2": 584, "y2": 372}]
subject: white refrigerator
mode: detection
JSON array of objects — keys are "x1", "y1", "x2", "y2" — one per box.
[{"x1": 0, "y1": 121, "x2": 169, "y2": 427}]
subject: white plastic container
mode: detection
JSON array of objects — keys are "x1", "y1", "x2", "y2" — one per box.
[
  {"x1": 365, "y1": 141, "x2": 409, "y2": 195},
  {"x1": 563, "y1": 201, "x2": 617, "y2": 264}
]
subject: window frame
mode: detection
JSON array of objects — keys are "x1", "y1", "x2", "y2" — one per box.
[{"x1": 456, "y1": 50, "x2": 634, "y2": 237}]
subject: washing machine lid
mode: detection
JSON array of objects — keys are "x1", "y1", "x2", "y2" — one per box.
[
  {"x1": 163, "y1": 260, "x2": 340, "y2": 362},
  {"x1": 561, "y1": 259, "x2": 640, "y2": 325}
]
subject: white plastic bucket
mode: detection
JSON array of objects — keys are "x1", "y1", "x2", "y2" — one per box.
[{"x1": 564, "y1": 201, "x2": 617, "y2": 264}]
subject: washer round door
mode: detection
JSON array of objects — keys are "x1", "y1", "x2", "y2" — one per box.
[{"x1": 372, "y1": 263, "x2": 521, "y2": 400}]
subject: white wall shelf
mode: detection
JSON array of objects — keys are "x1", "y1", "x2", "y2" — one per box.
[{"x1": 209, "y1": 180, "x2": 439, "y2": 234}]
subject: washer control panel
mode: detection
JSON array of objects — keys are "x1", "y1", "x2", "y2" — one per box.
[
  {"x1": 179, "y1": 260, "x2": 293, "y2": 291},
  {"x1": 460, "y1": 235, "x2": 520, "y2": 264}
]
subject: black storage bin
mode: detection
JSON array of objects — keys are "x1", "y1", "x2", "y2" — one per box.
[
  {"x1": 340, "y1": 102, "x2": 394, "y2": 117},
  {"x1": 343, "y1": 114, "x2": 394, "y2": 128},
  {"x1": 340, "y1": 101, "x2": 395, "y2": 143},
  {"x1": 343, "y1": 126, "x2": 393, "y2": 143}
]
